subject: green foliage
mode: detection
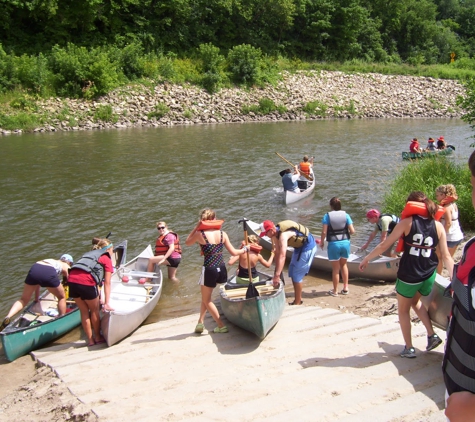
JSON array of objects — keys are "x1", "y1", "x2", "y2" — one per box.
[
  {"x1": 93, "y1": 105, "x2": 118, "y2": 123},
  {"x1": 147, "y1": 103, "x2": 170, "y2": 119},
  {"x1": 0, "y1": 111, "x2": 42, "y2": 131},
  {"x1": 383, "y1": 156, "x2": 475, "y2": 230},
  {"x1": 302, "y1": 100, "x2": 328, "y2": 117},
  {"x1": 198, "y1": 43, "x2": 225, "y2": 93},
  {"x1": 241, "y1": 97, "x2": 287, "y2": 115},
  {"x1": 9, "y1": 94, "x2": 38, "y2": 112},
  {"x1": 227, "y1": 44, "x2": 263, "y2": 85},
  {"x1": 49, "y1": 43, "x2": 121, "y2": 99}
]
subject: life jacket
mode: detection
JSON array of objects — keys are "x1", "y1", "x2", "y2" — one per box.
[
  {"x1": 282, "y1": 173, "x2": 298, "y2": 191},
  {"x1": 155, "y1": 231, "x2": 182, "y2": 256},
  {"x1": 395, "y1": 201, "x2": 445, "y2": 252},
  {"x1": 71, "y1": 249, "x2": 110, "y2": 286},
  {"x1": 196, "y1": 220, "x2": 224, "y2": 231},
  {"x1": 240, "y1": 241, "x2": 263, "y2": 254},
  {"x1": 299, "y1": 161, "x2": 311, "y2": 176},
  {"x1": 377, "y1": 214, "x2": 400, "y2": 234},
  {"x1": 326, "y1": 211, "x2": 350, "y2": 241},
  {"x1": 442, "y1": 237, "x2": 475, "y2": 395},
  {"x1": 276, "y1": 220, "x2": 309, "y2": 248}
]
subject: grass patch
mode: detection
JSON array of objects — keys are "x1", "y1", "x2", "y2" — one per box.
[
  {"x1": 383, "y1": 156, "x2": 474, "y2": 230},
  {"x1": 93, "y1": 104, "x2": 119, "y2": 123},
  {"x1": 0, "y1": 111, "x2": 42, "y2": 131},
  {"x1": 241, "y1": 97, "x2": 287, "y2": 115},
  {"x1": 147, "y1": 103, "x2": 170, "y2": 119}
]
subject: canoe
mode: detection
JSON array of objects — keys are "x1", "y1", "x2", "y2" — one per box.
[
  {"x1": 246, "y1": 219, "x2": 400, "y2": 282},
  {"x1": 101, "y1": 245, "x2": 163, "y2": 346},
  {"x1": 284, "y1": 169, "x2": 315, "y2": 204},
  {"x1": 0, "y1": 241, "x2": 128, "y2": 361},
  {"x1": 421, "y1": 273, "x2": 453, "y2": 331},
  {"x1": 402, "y1": 145, "x2": 454, "y2": 160},
  {"x1": 219, "y1": 271, "x2": 285, "y2": 339}
]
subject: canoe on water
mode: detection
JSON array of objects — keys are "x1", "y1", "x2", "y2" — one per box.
[
  {"x1": 101, "y1": 244, "x2": 163, "y2": 346},
  {"x1": 402, "y1": 145, "x2": 455, "y2": 160},
  {"x1": 284, "y1": 169, "x2": 316, "y2": 205},
  {"x1": 246, "y1": 220, "x2": 400, "y2": 282},
  {"x1": 0, "y1": 241, "x2": 128, "y2": 361},
  {"x1": 219, "y1": 271, "x2": 285, "y2": 340}
]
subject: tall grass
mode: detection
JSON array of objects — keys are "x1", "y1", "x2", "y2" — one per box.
[{"x1": 383, "y1": 156, "x2": 474, "y2": 230}]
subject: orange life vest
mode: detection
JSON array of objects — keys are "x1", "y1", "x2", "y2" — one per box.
[
  {"x1": 196, "y1": 219, "x2": 224, "y2": 231},
  {"x1": 240, "y1": 241, "x2": 263, "y2": 254},
  {"x1": 395, "y1": 202, "x2": 445, "y2": 252},
  {"x1": 155, "y1": 231, "x2": 182, "y2": 256},
  {"x1": 299, "y1": 161, "x2": 311, "y2": 175}
]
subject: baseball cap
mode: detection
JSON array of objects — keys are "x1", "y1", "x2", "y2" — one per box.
[
  {"x1": 60, "y1": 254, "x2": 74, "y2": 265},
  {"x1": 259, "y1": 220, "x2": 275, "y2": 237},
  {"x1": 438, "y1": 136, "x2": 444, "y2": 141},
  {"x1": 366, "y1": 209, "x2": 380, "y2": 219}
]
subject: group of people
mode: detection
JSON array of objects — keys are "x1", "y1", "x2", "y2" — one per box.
[
  {"x1": 281, "y1": 155, "x2": 314, "y2": 193},
  {"x1": 410, "y1": 136, "x2": 447, "y2": 153}
]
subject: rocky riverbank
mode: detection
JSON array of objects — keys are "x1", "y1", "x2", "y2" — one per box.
[{"x1": 1, "y1": 70, "x2": 466, "y2": 134}]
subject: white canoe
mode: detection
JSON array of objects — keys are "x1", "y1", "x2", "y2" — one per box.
[
  {"x1": 284, "y1": 170, "x2": 315, "y2": 204},
  {"x1": 421, "y1": 273, "x2": 452, "y2": 331},
  {"x1": 247, "y1": 219, "x2": 400, "y2": 282},
  {"x1": 101, "y1": 245, "x2": 163, "y2": 346}
]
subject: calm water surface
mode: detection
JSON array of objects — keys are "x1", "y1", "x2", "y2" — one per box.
[{"x1": 0, "y1": 118, "x2": 473, "y2": 343}]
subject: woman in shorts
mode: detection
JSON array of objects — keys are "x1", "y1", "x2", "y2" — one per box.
[
  {"x1": 185, "y1": 208, "x2": 249, "y2": 334},
  {"x1": 68, "y1": 238, "x2": 114, "y2": 346}
]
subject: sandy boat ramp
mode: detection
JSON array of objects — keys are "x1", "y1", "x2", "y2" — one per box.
[{"x1": 24, "y1": 303, "x2": 448, "y2": 421}]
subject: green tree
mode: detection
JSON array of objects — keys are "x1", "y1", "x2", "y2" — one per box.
[{"x1": 457, "y1": 77, "x2": 475, "y2": 143}]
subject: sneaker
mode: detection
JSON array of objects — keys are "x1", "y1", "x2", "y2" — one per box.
[
  {"x1": 426, "y1": 334, "x2": 443, "y2": 351},
  {"x1": 213, "y1": 326, "x2": 228, "y2": 333},
  {"x1": 400, "y1": 346, "x2": 416, "y2": 358},
  {"x1": 194, "y1": 323, "x2": 204, "y2": 334}
]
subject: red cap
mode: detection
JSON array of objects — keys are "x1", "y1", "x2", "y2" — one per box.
[
  {"x1": 259, "y1": 220, "x2": 275, "y2": 237},
  {"x1": 366, "y1": 209, "x2": 380, "y2": 219}
]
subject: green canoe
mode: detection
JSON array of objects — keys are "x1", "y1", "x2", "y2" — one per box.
[
  {"x1": 1, "y1": 241, "x2": 128, "y2": 361},
  {"x1": 402, "y1": 145, "x2": 455, "y2": 160},
  {"x1": 219, "y1": 272, "x2": 285, "y2": 340}
]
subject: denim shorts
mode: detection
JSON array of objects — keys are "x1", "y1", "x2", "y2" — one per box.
[{"x1": 447, "y1": 239, "x2": 462, "y2": 249}]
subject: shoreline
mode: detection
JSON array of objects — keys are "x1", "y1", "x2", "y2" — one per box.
[{"x1": 1, "y1": 70, "x2": 465, "y2": 134}]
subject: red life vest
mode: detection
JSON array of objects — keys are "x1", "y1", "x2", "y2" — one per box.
[
  {"x1": 155, "y1": 232, "x2": 182, "y2": 256},
  {"x1": 395, "y1": 201, "x2": 445, "y2": 252}
]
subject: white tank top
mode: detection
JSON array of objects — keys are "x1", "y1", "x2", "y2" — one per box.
[
  {"x1": 441, "y1": 204, "x2": 464, "y2": 242},
  {"x1": 39, "y1": 259, "x2": 63, "y2": 275}
]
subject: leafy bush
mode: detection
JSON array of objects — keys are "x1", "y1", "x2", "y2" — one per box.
[
  {"x1": 118, "y1": 42, "x2": 147, "y2": 80},
  {"x1": 302, "y1": 100, "x2": 328, "y2": 117},
  {"x1": 49, "y1": 43, "x2": 121, "y2": 98},
  {"x1": 241, "y1": 97, "x2": 287, "y2": 115},
  {"x1": 0, "y1": 111, "x2": 42, "y2": 131},
  {"x1": 147, "y1": 103, "x2": 170, "y2": 119},
  {"x1": 198, "y1": 43, "x2": 225, "y2": 93},
  {"x1": 383, "y1": 156, "x2": 474, "y2": 230},
  {"x1": 227, "y1": 44, "x2": 263, "y2": 85},
  {"x1": 93, "y1": 105, "x2": 118, "y2": 123},
  {"x1": 15, "y1": 53, "x2": 51, "y2": 95}
]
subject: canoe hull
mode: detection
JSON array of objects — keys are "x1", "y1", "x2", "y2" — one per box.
[
  {"x1": 101, "y1": 245, "x2": 163, "y2": 346},
  {"x1": 220, "y1": 274, "x2": 285, "y2": 339},
  {"x1": 0, "y1": 294, "x2": 81, "y2": 362},
  {"x1": 247, "y1": 220, "x2": 400, "y2": 282},
  {"x1": 421, "y1": 274, "x2": 452, "y2": 331},
  {"x1": 284, "y1": 171, "x2": 316, "y2": 204},
  {"x1": 402, "y1": 146, "x2": 454, "y2": 160}
]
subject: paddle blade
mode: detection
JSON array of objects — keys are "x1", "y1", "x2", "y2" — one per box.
[{"x1": 246, "y1": 282, "x2": 260, "y2": 299}]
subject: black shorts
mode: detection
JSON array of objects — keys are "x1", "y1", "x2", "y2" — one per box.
[
  {"x1": 166, "y1": 257, "x2": 181, "y2": 268},
  {"x1": 198, "y1": 263, "x2": 227, "y2": 288},
  {"x1": 68, "y1": 282, "x2": 99, "y2": 301},
  {"x1": 24, "y1": 263, "x2": 61, "y2": 288}
]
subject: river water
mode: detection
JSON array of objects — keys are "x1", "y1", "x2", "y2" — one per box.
[{"x1": 0, "y1": 118, "x2": 473, "y2": 342}]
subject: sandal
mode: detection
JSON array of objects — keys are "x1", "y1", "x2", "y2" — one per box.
[
  {"x1": 194, "y1": 323, "x2": 204, "y2": 334},
  {"x1": 0, "y1": 316, "x2": 11, "y2": 331},
  {"x1": 340, "y1": 290, "x2": 349, "y2": 295},
  {"x1": 213, "y1": 326, "x2": 228, "y2": 333},
  {"x1": 328, "y1": 290, "x2": 338, "y2": 297},
  {"x1": 289, "y1": 301, "x2": 303, "y2": 305}
]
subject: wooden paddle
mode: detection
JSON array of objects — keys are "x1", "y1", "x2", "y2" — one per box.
[
  {"x1": 238, "y1": 218, "x2": 259, "y2": 298},
  {"x1": 275, "y1": 152, "x2": 313, "y2": 181}
]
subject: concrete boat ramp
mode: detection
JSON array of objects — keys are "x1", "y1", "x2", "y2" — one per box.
[{"x1": 33, "y1": 305, "x2": 447, "y2": 421}]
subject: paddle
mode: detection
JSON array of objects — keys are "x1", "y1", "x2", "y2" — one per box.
[
  {"x1": 275, "y1": 152, "x2": 313, "y2": 181},
  {"x1": 238, "y1": 218, "x2": 260, "y2": 299}
]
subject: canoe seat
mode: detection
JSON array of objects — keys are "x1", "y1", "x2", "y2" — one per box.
[{"x1": 37, "y1": 315, "x2": 54, "y2": 322}]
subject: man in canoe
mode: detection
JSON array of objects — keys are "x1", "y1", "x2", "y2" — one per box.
[
  {"x1": 259, "y1": 220, "x2": 317, "y2": 305},
  {"x1": 409, "y1": 138, "x2": 422, "y2": 153},
  {"x1": 281, "y1": 166, "x2": 301, "y2": 193}
]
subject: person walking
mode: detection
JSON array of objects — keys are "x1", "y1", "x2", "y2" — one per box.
[
  {"x1": 359, "y1": 191, "x2": 454, "y2": 358},
  {"x1": 185, "y1": 208, "x2": 249, "y2": 334},
  {"x1": 321, "y1": 197, "x2": 355, "y2": 296}
]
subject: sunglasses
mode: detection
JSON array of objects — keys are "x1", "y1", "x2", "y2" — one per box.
[{"x1": 157, "y1": 226, "x2": 166, "y2": 230}]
